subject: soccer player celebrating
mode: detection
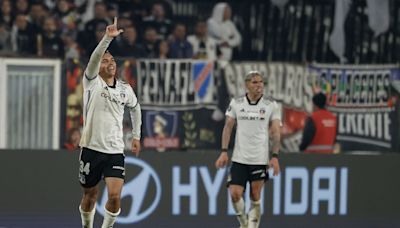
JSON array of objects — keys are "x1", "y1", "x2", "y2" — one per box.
[
  {"x1": 215, "y1": 71, "x2": 281, "y2": 228},
  {"x1": 78, "y1": 17, "x2": 142, "y2": 228}
]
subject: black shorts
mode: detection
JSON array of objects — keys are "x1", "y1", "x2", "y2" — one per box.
[
  {"x1": 227, "y1": 162, "x2": 269, "y2": 187},
  {"x1": 78, "y1": 147, "x2": 125, "y2": 188}
]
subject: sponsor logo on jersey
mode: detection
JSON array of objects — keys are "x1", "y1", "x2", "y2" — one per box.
[
  {"x1": 101, "y1": 92, "x2": 123, "y2": 105},
  {"x1": 238, "y1": 116, "x2": 263, "y2": 121}
]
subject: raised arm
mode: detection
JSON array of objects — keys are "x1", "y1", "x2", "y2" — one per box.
[{"x1": 84, "y1": 17, "x2": 123, "y2": 79}]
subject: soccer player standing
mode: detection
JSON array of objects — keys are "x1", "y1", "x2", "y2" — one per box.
[
  {"x1": 78, "y1": 17, "x2": 142, "y2": 228},
  {"x1": 215, "y1": 71, "x2": 281, "y2": 228}
]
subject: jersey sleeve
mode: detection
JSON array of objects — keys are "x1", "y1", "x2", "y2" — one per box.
[
  {"x1": 82, "y1": 35, "x2": 113, "y2": 89},
  {"x1": 270, "y1": 101, "x2": 281, "y2": 121},
  {"x1": 82, "y1": 73, "x2": 100, "y2": 89},
  {"x1": 225, "y1": 99, "x2": 236, "y2": 118},
  {"x1": 126, "y1": 85, "x2": 139, "y2": 108}
]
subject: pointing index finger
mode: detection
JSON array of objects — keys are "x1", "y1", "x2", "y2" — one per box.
[{"x1": 113, "y1": 17, "x2": 117, "y2": 26}]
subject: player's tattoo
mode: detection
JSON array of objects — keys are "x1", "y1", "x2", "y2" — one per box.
[{"x1": 270, "y1": 130, "x2": 280, "y2": 153}]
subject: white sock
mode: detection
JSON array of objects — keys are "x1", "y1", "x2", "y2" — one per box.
[
  {"x1": 248, "y1": 200, "x2": 261, "y2": 228},
  {"x1": 101, "y1": 207, "x2": 121, "y2": 228},
  {"x1": 232, "y1": 197, "x2": 247, "y2": 227},
  {"x1": 79, "y1": 204, "x2": 96, "y2": 228}
]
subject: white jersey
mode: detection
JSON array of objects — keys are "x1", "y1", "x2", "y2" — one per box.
[
  {"x1": 226, "y1": 95, "x2": 281, "y2": 165},
  {"x1": 79, "y1": 75, "x2": 138, "y2": 154}
]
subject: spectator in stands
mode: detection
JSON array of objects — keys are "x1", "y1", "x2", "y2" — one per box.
[
  {"x1": 10, "y1": 14, "x2": 37, "y2": 56},
  {"x1": 15, "y1": 0, "x2": 29, "y2": 15},
  {"x1": 53, "y1": 0, "x2": 78, "y2": 37},
  {"x1": 0, "y1": 0, "x2": 14, "y2": 29},
  {"x1": 87, "y1": 2, "x2": 112, "y2": 28},
  {"x1": 39, "y1": 17, "x2": 64, "y2": 58},
  {"x1": 116, "y1": 16, "x2": 133, "y2": 30},
  {"x1": 79, "y1": 0, "x2": 97, "y2": 24},
  {"x1": 115, "y1": 25, "x2": 145, "y2": 58},
  {"x1": 107, "y1": 3, "x2": 119, "y2": 21},
  {"x1": 63, "y1": 33, "x2": 80, "y2": 59},
  {"x1": 43, "y1": 0, "x2": 57, "y2": 11},
  {"x1": 79, "y1": 2, "x2": 110, "y2": 56},
  {"x1": 86, "y1": 22, "x2": 118, "y2": 56},
  {"x1": 143, "y1": 2, "x2": 172, "y2": 40},
  {"x1": 168, "y1": 23, "x2": 193, "y2": 59},
  {"x1": 115, "y1": 0, "x2": 147, "y2": 21},
  {"x1": 207, "y1": 2, "x2": 241, "y2": 60},
  {"x1": 0, "y1": 21, "x2": 12, "y2": 55},
  {"x1": 158, "y1": 40, "x2": 169, "y2": 59},
  {"x1": 64, "y1": 127, "x2": 81, "y2": 151},
  {"x1": 188, "y1": 20, "x2": 219, "y2": 60},
  {"x1": 28, "y1": 2, "x2": 48, "y2": 32},
  {"x1": 299, "y1": 92, "x2": 337, "y2": 154},
  {"x1": 142, "y1": 27, "x2": 159, "y2": 58},
  {"x1": 124, "y1": 0, "x2": 147, "y2": 29}
]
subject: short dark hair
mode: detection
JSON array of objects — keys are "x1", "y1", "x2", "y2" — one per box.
[{"x1": 312, "y1": 92, "x2": 327, "y2": 109}]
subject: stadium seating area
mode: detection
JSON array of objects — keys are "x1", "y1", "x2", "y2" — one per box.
[{"x1": 1, "y1": 0, "x2": 400, "y2": 63}]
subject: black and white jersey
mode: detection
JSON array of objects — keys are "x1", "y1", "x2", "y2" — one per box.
[
  {"x1": 79, "y1": 75, "x2": 138, "y2": 154},
  {"x1": 226, "y1": 95, "x2": 281, "y2": 165}
]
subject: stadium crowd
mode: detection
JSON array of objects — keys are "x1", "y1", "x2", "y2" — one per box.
[{"x1": 0, "y1": 0, "x2": 241, "y2": 61}]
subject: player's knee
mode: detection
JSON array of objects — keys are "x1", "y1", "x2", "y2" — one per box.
[
  {"x1": 231, "y1": 195, "x2": 241, "y2": 202},
  {"x1": 230, "y1": 191, "x2": 243, "y2": 202},
  {"x1": 83, "y1": 188, "x2": 98, "y2": 201},
  {"x1": 107, "y1": 192, "x2": 121, "y2": 204},
  {"x1": 250, "y1": 190, "x2": 261, "y2": 201}
]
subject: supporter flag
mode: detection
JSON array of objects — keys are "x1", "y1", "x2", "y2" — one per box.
[{"x1": 192, "y1": 61, "x2": 214, "y2": 103}]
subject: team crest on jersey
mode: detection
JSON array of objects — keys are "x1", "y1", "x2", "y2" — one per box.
[
  {"x1": 120, "y1": 92, "x2": 126, "y2": 98},
  {"x1": 259, "y1": 108, "x2": 266, "y2": 120}
]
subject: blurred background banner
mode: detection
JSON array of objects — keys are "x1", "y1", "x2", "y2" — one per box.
[
  {"x1": 141, "y1": 109, "x2": 224, "y2": 152},
  {"x1": 310, "y1": 64, "x2": 400, "y2": 152},
  {"x1": 137, "y1": 59, "x2": 218, "y2": 110},
  {"x1": 62, "y1": 59, "x2": 400, "y2": 153},
  {"x1": 1, "y1": 150, "x2": 399, "y2": 227}
]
